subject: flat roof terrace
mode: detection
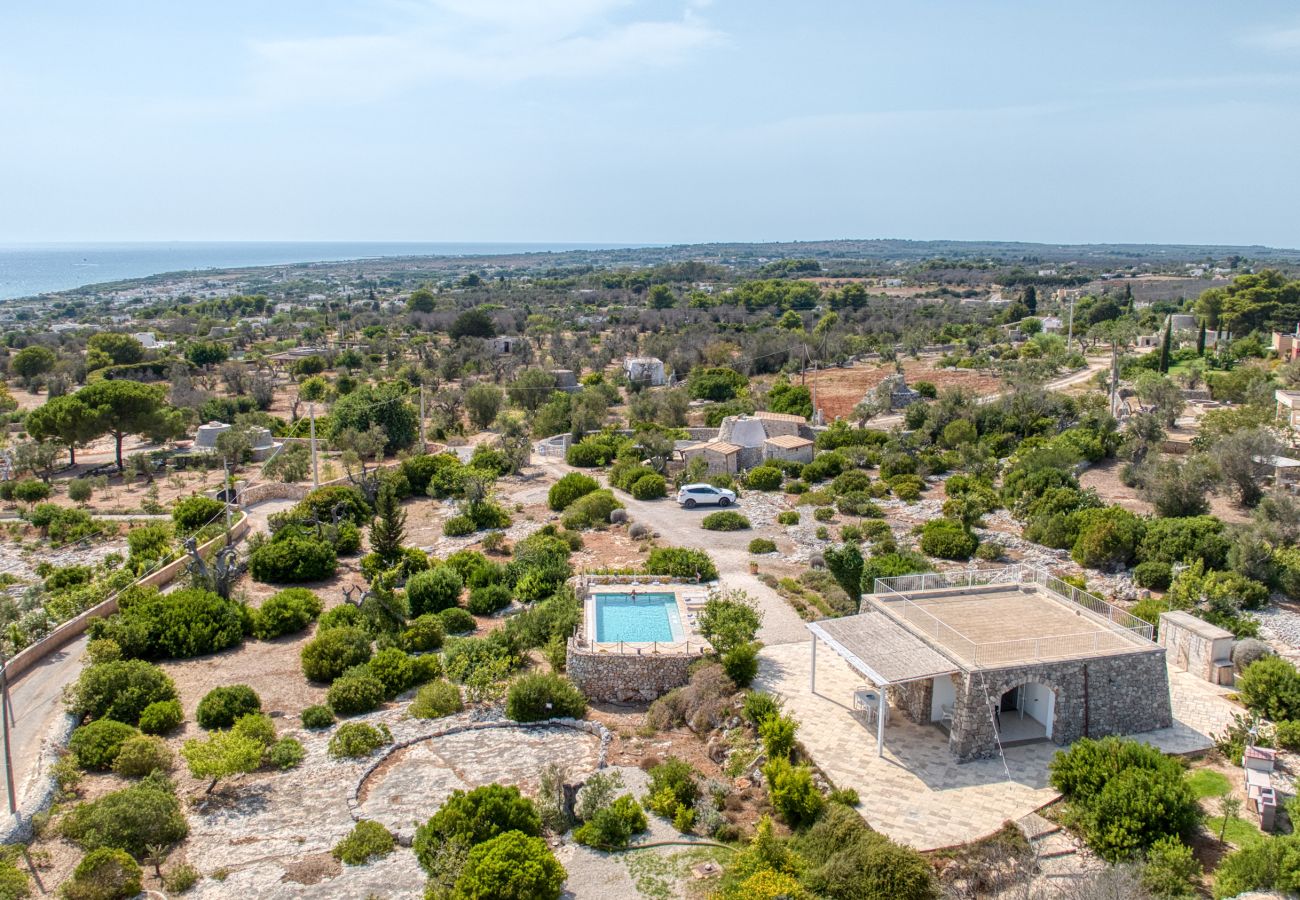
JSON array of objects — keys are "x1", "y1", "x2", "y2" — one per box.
[{"x1": 870, "y1": 568, "x2": 1156, "y2": 669}]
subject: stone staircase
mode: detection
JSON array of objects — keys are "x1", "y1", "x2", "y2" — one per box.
[{"x1": 1018, "y1": 812, "x2": 1097, "y2": 881}]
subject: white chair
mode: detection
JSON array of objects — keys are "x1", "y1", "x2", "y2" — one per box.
[{"x1": 853, "y1": 688, "x2": 884, "y2": 724}]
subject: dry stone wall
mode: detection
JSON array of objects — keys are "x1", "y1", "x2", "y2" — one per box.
[{"x1": 566, "y1": 640, "x2": 697, "y2": 702}]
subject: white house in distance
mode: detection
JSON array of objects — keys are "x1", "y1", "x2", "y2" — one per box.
[
  {"x1": 133, "y1": 332, "x2": 174, "y2": 349},
  {"x1": 623, "y1": 357, "x2": 668, "y2": 387}
]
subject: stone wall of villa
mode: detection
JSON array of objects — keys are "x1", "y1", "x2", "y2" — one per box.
[
  {"x1": 947, "y1": 647, "x2": 1172, "y2": 762},
  {"x1": 566, "y1": 640, "x2": 698, "y2": 703},
  {"x1": 890, "y1": 680, "x2": 933, "y2": 725}
]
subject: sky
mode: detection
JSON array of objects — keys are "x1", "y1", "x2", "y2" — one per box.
[{"x1": 2, "y1": 1, "x2": 1299, "y2": 248}]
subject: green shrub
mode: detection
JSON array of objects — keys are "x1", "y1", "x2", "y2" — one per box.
[
  {"x1": 92, "y1": 587, "x2": 245, "y2": 660},
  {"x1": 1070, "y1": 506, "x2": 1145, "y2": 572},
  {"x1": 721, "y1": 642, "x2": 760, "y2": 688},
  {"x1": 12, "y1": 479, "x2": 50, "y2": 504},
  {"x1": 743, "y1": 691, "x2": 782, "y2": 726},
  {"x1": 829, "y1": 787, "x2": 860, "y2": 806},
  {"x1": 172, "y1": 495, "x2": 225, "y2": 532},
  {"x1": 327, "y1": 722, "x2": 392, "y2": 759},
  {"x1": 1084, "y1": 766, "x2": 1199, "y2": 862},
  {"x1": 252, "y1": 588, "x2": 322, "y2": 640},
  {"x1": 776, "y1": 510, "x2": 799, "y2": 525},
  {"x1": 561, "y1": 490, "x2": 622, "y2": 529},
  {"x1": 63, "y1": 848, "x2": 141, "y2": 900},
  {"x1": 136, "y1": 699, "x2": 182, "y2": 735},
  {"x1": 548, "y1": 473, "x2": 599, "y2": 511},
  {"x1": 836, "y1": 492, "x2": 883, "y2": 518},
  {"x1": 362, "y1": 648, "x2": 412, "y2": 698},
  {"x1": 68, "y1": 660, "x2": 177, "y2": 726},
  {"x1": 646, "y1": 547, "x2": 718, "y2": 580},
  {"x1": 890, "y1": 475, "x2": 924, "y2": 501},
  {"x1": 506, "y1": 673, "x2": 587, "y2": 722},
  {"x1": 70, "y1": 720, "x2": 138, "y2": 771},
  {"x1": 1139, "y1": 836, "x2": 1201, "y2": 898},
  {"x1": 759, "y1": 714, "x2": 797, "y2": 760},
  {"x1": 410, "y1": 653, "x2": 443, "y2": 686},
  {"x1": 812, "y1": 506, "x2": 835, "y2": 523},
  {"x1": 439, "y1": 607, "x2": 477, "y2": 634},
  {"x1": 748, "y1": 538, "x2": 777, "y2": 554},
  {"x1": 468, "y1": 583, "x2": 512, "y2": 615},
  {"x1": 110, "y1": 735, "x2": 173, "y2": 777},
  {"x1": 452, "y1": 830, "x2": 566, "y2": 900},
  {"x1": 317, "y1": 603, "x2": 363, "y2": 631},
  {"x1": 332, "y1": 820, "x2": 395, "y2": 866},
  {"x1": 60, "y1": 774, "x2": 189, "y2": 857},
  {"x1": 1133, "y1": 560, "x2": 1173, "y2": 591},
  {"x1": 411, "y1": 680, "x2": 464, "y2": 719},
  {"x1": 249, "y1": 536, "x2": 337, "y2": 583},
  {"x1": 301, "y1": 626, "x2": 372, "y2": 682},
  {"x1": 301, "y1": 704, "x2": 335, "y2": 729},
  {"x1": 919, "y1": 519, "x2": 978, "y2": 560},
  {"x1": 414, "y1": 784, "x2": 542, "y2": 874},
  {"x1": 1238, "y1": 656, "x2": 1300, "y2": 721},
  {"x1": 764, "y1": 757, "x2": 824, "y2": 827},
  {"x1": 406, "y1": 567, "x2": 463, "y2": 616},
  {"x1": 746, "y1": 466, "x2": 783, "y2": 491},
  {"x1": 573, "y1": 795, "x2": 648, "y2": 850},
  {"x1": 327, "y1": 670, "x2": 387, "y2": 715},
  {"x1": 268, "y1": 737, "x2": 305, "y2": 769},
  {"x1": 231, "y1": 712, "x2": 277, "y2": 748},
  {"x1": 795, "y1": 804, "x2": 937, "y2": 900},
  {"x1": 629, "y1": 471, "x2": 668, "y2": 500},
  {"x1": 196, "y1": 685, "x2": 261, "y2": 730},
  {"x1": 161, "y1": 864, "x2": 200, "y2": 894},
  {"x1": 0, "y1": 854, "x2": 29, "y2": 899},
  {"x1": 701, "y1": 510, "x2": 750, "y2": 531},
  {"x1": 400, "y1": 613, "x2": 446, "y2": 651},
  {"x1": 644, "y1": 758, "x2": 699, "y2": 820}
]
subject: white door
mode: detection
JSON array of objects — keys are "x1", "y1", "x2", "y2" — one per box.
[
  {"x1": 930, "y1": 675, "x2": 956, "y2": 723},
  {"x1": 1022, "y1": 682, "x2": 1055, "y2": 739}
]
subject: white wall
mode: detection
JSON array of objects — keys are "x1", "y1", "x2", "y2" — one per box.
[
  {"x1": 1022, "y1": 682, "x2": 1055, "y2": 738},
  {"x1": 930, "y1": 675, "x2": 956, "y2": 723}
]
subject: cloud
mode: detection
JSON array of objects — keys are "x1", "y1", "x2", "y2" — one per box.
[
  {"x1": 243, "y1": 0, "x2": 721, "y2": 107},
  {"x1": 1239, "y1": 23, "x2": 1300, "y2": 51}
]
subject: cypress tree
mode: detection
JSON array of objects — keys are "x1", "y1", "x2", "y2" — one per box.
[
  {"x1": 1158, "y1": 321, "x2": 1172, "y2": 373},
  {"x1": 1023, "y1": 285, "x2": 1037, "y2": 316},
  {"x1": 1196, "y1": 321, "x2": 1206, "y2": 355},
  {"x1": 368, "y1": 482, "x2": 406, "y2": 566}
]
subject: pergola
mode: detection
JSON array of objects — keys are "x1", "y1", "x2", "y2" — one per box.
[{"x1": 807, "y1": 611, "x2": 958, "y2": 757}]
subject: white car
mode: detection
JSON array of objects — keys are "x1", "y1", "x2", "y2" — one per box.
[{"x1": 676, "y1": 483, "x2": 737, "y2": 509}]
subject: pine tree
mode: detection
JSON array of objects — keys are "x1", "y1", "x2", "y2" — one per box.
[
  {"x1": 1023, "y1": 285, "x2": 1037, "y2": 316},
  {"x1": 1196, "y1": 321, "x2": 1206, "y2": 356},
  {"x1": 369, "y1": 482, "x2": 406, "y2": 566},
  {"x1": 1158, "y1": 321, "x2": 1172, "y2": 373}
]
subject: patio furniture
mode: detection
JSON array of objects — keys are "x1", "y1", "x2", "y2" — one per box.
[
  {"x1": 853, "y1": 688, "x2": 887, "y2": 725},
  {"x1": 940, "y1": 703, "x2": 954, "y2": 727}
]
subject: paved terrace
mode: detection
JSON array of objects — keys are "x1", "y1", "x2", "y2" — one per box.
[
  {"x1": 871, "y1": 569, "x2": 1154, "y2": 668},
  {"x1": 758, "y1": 641, "x2": 1237, "y2": 850}
]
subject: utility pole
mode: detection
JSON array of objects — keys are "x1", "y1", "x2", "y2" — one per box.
[
  {"x1": 419, "y1": 386, "x2": 427, "y2": 450},
  {"x1": 1066, "y1": 293, "x2": 1077, "y2": 352},
  {"x1": 0, "y1": 647, "x2": 12, "y2": 817},
  {"x1": 309, "y1": 403, "x2": 319, "y2": 489}
]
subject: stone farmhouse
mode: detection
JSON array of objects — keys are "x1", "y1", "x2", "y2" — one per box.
[{"x1": 807, "y1": 566, "x2": 1171, "y2": 762}]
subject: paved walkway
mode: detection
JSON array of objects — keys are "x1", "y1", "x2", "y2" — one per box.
[{"x1": 757, "y1": 641, "x2": 1235, "y2": 850}]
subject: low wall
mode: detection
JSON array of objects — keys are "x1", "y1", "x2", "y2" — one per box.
[
  {"x1": 237, "y1": 481, "x2": 309, "y2": 505},
  {"x1": 5, "y1": 512, "x2": 249, "y2": 684},
  {"x1": 566, "y1": 639, "x2": 697, "y2": 703}
]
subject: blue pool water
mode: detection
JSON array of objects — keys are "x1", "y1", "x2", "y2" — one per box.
[{"x1": 594, "y1": 593, "x2": 683, "y2": 643}]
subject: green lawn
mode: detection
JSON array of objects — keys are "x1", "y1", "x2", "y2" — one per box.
[
  {"x1": 1204, "y1": 814, "x2": 1267, "y2": 849},
  {"x1": 1187, "y1": 769, "x2": 1232, "y2": 799}
]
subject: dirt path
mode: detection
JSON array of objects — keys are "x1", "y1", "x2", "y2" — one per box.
[{"x1": 535, "y1": 459, "x2": 808, "y2": 646}]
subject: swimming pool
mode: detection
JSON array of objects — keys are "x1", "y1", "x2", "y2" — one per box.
[{"x1": 593, "y1": 592, "x2": 684, "y2": 644}]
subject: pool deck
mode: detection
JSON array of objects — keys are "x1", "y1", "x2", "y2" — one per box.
[{"x1": 583, "y1": 584, "x2": 712, "y2": 652}]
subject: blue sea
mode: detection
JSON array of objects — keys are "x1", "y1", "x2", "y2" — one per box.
[{"x1": 0, "y1": 241, "x2": 632, "y2": 301}]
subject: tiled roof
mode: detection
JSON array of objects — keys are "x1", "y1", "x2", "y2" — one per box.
[{"x1": 764, "y1": 434, "x2": 813, "y2": 449}]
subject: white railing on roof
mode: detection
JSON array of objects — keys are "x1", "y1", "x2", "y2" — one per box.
[
  {"x1": 870, "y1": 580, "x2": 979, "y2": 662},
  {"x1": 870, "y1": 565, "x2": 1155, "y2": 666},
  {"x1": 1023, "y1": 567, "x2": 1155, "y2": 641},
  {"x1": 874, "y1": 567, "x2": 1024, "y2": 595}
]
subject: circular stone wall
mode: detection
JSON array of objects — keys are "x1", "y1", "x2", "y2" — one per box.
[{"x1": 356, "y1": 723, "x2": 602, "y2": 836}]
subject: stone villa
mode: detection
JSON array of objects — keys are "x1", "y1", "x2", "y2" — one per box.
[{"x1": 807, "y1": 566, "x2": 1172, "y2": 762}]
